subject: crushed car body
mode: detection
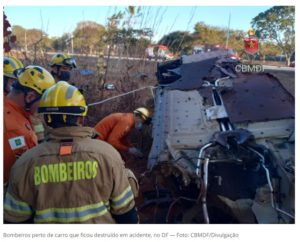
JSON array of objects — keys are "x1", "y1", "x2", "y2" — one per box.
[{"x1": 139, "y1": 50, "x2": 294, "y2": 224}]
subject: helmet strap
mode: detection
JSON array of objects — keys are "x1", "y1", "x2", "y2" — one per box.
[
  {"x1": 4, "y1": 76, "x2": 9, "y2": 93},
  {"x1": 51, "y1": 66, "x2": 61, "y2": 78},
  {"x1": 24, "y1": 91, "x2": 41, "y2": 112},
  {"x1": 135, "y1": 111, "x2": 147, "y2": 121},
  {"x1": 47, "y1": 114, "x2": 52, "y2": 123},
  {"x1": 144, "y1": 117, "x2": 152, "y2": 125}
]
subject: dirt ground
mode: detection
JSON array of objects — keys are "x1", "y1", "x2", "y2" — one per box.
[{"x1": 68, "y1": 56, "x2": 157, "y2": 127}]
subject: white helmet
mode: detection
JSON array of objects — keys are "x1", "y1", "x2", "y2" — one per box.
[{"x1": 133, "y1": 107, "x2": 151, "y2": 123}]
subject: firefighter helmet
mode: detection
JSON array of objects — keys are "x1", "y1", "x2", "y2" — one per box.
[
  {"x1": 49, "y1": 53, "x2": 77, "y2": 68},
  {"x1": 4, "y1": 56, "x2": 24, "y2": 78},
  {"x1": 16, "y1": 65, "x2": 55, "y2": 95},
  {"x1": 38, "y1": 81, "x2": 87, "y2": 116},
  {"x1": 133, "y1": 107, "x2": 151, "y2": 122}
]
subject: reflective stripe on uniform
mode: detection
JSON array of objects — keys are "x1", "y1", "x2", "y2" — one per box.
[
  {"x1": 4, "y1": 192, "x2": 33, "y2": 215},
  {"x1": 110, "y1": 186, "x2": 134, "y2": 209},
  {"x1": 33, "y1": 124, "x2": 45, "y2": 133},
  {"x1": 104, "y1": 201, "x2": 110, "y2": 211},
  {"x1": 34, "y1": 201, "x2": 109, "y2": 223}
]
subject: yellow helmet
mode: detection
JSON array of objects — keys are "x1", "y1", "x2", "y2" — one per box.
[
  {"x1": 4, "y1": 56, "x2": 24, "y2": 78},
  {"x1": 133, "y1": 107, "x2": 151, "y2": 121},
  {"x1": 16, "y1": 65, "x2": 55, "y2": 95},
  {"x1": 38, "y1": 81, "x2": 87, "y2": 116},
  {"x1": 248, "y1": 28, "x2": 255, "y2": 36},
  {"x1": 49, "y1": 53, "x2": 77, "y2": 68}
]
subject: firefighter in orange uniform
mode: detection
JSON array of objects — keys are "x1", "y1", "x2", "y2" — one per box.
[
  {"x1": 4, "y1": 81, "x2": 138, "y2": 224},
  {"x1": 4, "y1": 66, "x2": 55, "y2": 184},
  {"x1": 94, "y1": 107, "x2": 151, "y2": 158}
]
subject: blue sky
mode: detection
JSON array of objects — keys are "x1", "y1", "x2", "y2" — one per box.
[{"x1": 4, "y1": 6, "x2": 271, "y2": 42}]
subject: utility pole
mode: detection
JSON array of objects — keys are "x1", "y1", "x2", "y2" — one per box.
[
  {"x1": 71, "y1": 34, "x2": 74, "y2": 54},
  {"x1": 25, "y1": 30, "x2": 28, "y2": 53},
  {"x1": 225, "y1": 12, "x2": 231, "y2": 49},
  {"x1": 67, "y1": 34, "x2": 74, "y2": 54}
]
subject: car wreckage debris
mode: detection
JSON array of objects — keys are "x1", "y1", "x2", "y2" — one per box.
[{"x1": 137, "y1": 51, "x2": 294, "y2": 224}]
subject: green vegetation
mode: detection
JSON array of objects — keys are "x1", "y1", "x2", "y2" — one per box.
[
  {"x1": 251, "y1": 6, "x2": 295, "y2": 66},
  {"x1": 6, "y1": 6, "x2": 295, "y2": 65}
]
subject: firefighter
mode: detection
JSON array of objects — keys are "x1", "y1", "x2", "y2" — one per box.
[
  {"x1": 4, "y1": 81, "x2": 138, "y2": 224},
  {"x1": 49, "y1": 53, "x2": 77, "y2": 82},
  {"x1": 33, "y1": 53, "x2": 76, "y2": 142},
  {"x1": 4, "y1": 66, "x2": 55, "y2": 184},
  {"x1": 97, "y1": 51, "x2": 107, "y2": 89},
  {"x1": 3, "y1": 56, "x2": 24, "y2": 95},
  {"x1": 94, "y1": 107, "x2": 151, "y2": 158}
]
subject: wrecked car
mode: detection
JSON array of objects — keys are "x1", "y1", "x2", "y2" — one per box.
[{"x1": 138, "y1": 50, "x2": 295, "y2": 224}]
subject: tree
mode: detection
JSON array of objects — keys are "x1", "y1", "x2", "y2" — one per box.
[
  {"x1": 113, "y1": 28, "x2": 152, "y2": 56},
  {"x1": 11, "y1": 25, "x2": 26, "y2": 50},
  {"x1": 193, "y1": 22, "x2": 225, "y2": 46},
  {"x1": 51, "y1": 34, "x2": 70, "y2": 52},
  {"x1": 157, "y1": 23, "x2": 244, "y2": 55},
  {"x1": 73, "y1": 21, "x2": 105, "y2": 54},
  {"x1": 12, "y1": 26, "x2": 52, "y2": 52},
  {"x1": 259, "y1": 41, "x2": 281, "y2": 62},
  {"x1": 4, "y1": 13, "x2": 17, "y2": 53},
  {"x1": 103, "y1": 8, "x2": 152, "y2": 56},
  {"x1": 158, "y1": 31, "x2": 193, "y2": 54},
  {"x1": 11, "y1": 25, "x2": 53, "y2": 64},
  {"x1": 226, "y1": 30, "x2": 244, "y2": 53},
  {"x1": 251, "y1": 6, "x2": 295, "y2": 66}
]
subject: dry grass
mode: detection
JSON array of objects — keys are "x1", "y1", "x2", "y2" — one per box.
[
  {"x1": 71, "y1": 56, "x2": 157, "y2": 126},
  {"x1": 20, "y1": 53, "x2": 157, "y2": 126}
]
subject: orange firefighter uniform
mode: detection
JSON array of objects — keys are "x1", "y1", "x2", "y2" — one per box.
[
  {"x1": 4, "y1": 96, "x2": 38, "y2": 183},
  {"x1": 4, "y1": 126, "x2": 136, "y2": 224},
  {"x1": 94, "y1": 113, "x2": 135, "y2": 152}
]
